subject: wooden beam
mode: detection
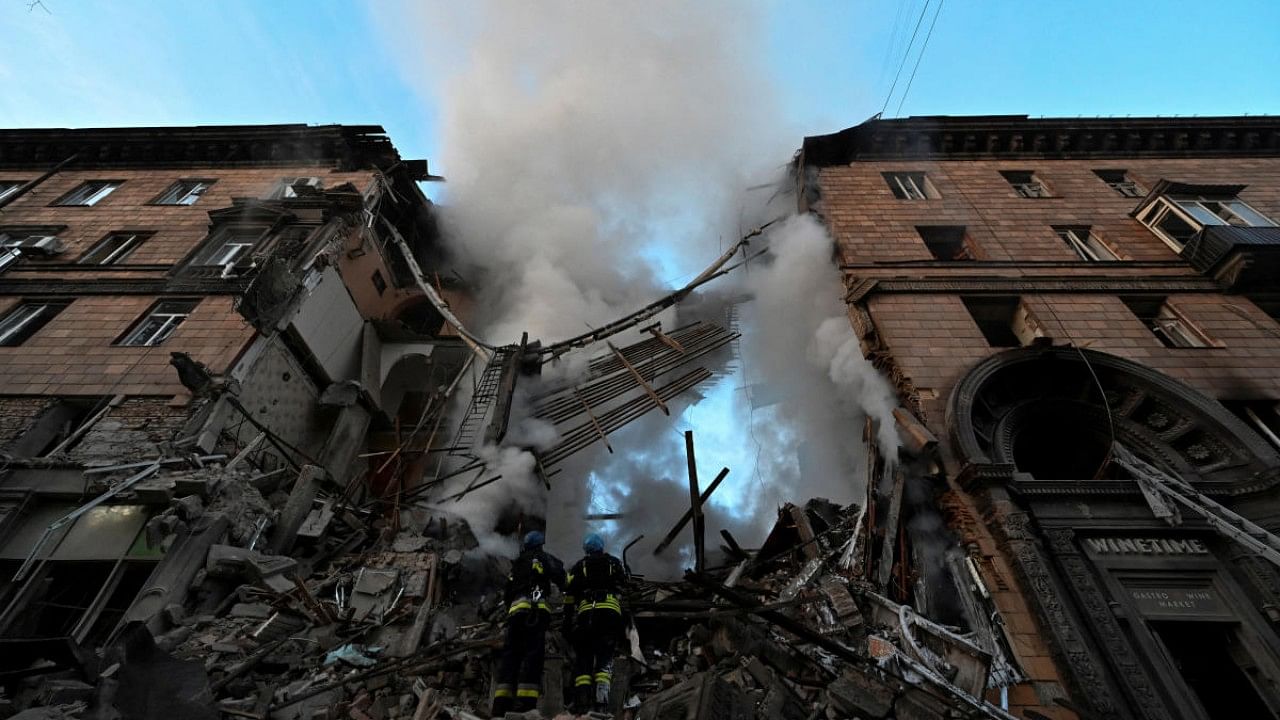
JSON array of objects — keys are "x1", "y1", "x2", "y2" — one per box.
[
  {"x1": 875, "y1": 466, "x2": 907, "y2": 592},
  {"x1": 640, "y1": 322, "x2": 686, "y2": 354},
  {"x1": 575, "y1": 390, "x2": 613, "y2": 453},
  {"x1": 607, "y1": 340, "x2": 669, "y2": 415},
  {"x1": 653, "y1": 467, "x2": 730, "y2": 556},
  {"x1": 684, "y1": 431, "x2": 705, "y2": 573}
]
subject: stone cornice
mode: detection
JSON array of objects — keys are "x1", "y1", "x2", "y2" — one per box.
[{"x1": 804, "y1": 114, "x2": 1280, "y2": 166}]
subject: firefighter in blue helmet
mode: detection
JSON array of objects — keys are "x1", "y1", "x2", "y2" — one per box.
[
  {"x1": 564, "y1": 533, "x2": 627, "y2": 713},
  {"x1": 492, "y1": 530, "x2": 566, "y2": 716}
]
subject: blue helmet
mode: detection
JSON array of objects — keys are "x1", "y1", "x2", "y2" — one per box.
[
  {"x1": 583, "y1": 533, "x2": 605, "y2": 554},
  {"x1": 523, "y1": 530, "x2": 545, "y2": 550}
]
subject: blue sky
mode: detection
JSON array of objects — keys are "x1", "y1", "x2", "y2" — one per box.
[{"x1": 4, "y1": 0, "x2": 1279, "y2": 171}]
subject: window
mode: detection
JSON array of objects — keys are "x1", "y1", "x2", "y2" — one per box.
[
  {"x1": 1055, "y1": 226, "x2": 1119, "y2": 262},
  {"x1": 269, "y1": 177, "x2": 323, "y2": 199},
  {"x1": 193, "y1": 227, "x2": 265, "y2": 276},
  {"x1": 962, "y1": 296, "x2": 1042, "y2": 347},
  {"x1": 0, "y1": 301, "x2": 70, "y2": 346},
  {"x1": 0, "y1": 228, "x2": 64, "y2": 271},
  {"x1": 884, "y1": 172, "x2": 936, "y2": 200},
  {"x1": 1000, "y1": 170, "x2": 1050, "y2": 198},
  {"x1": 1122, "y1": 296, "x2": 1212, "y2": 348},
  {"x1": 78, "y1": 232, "x2": 147, "y2": 265},
  {"x1": 1094, "y1": 169, "x2": 1144, "y2": 198},
  {"x1": 1221, "y1": 400, "x2": 1280, "y2": 450},
  {"x1": 0, "y1": 180, "x2": 25, "y2": 203},
  {"x1": 917, "y1": 226, "x2": 980, "y2": 261},
  {"x1": 153, "y1": 179, "x2": 214, "y2": 206},
  {"x1": 53, "y1": 180, "x2": 121, "y2": 207},
  {"x1": 118, "y1": 299, "x2": 198, "y2": 347},
  {"x1": 1138, "y1": 195, "x2": 1277, "y2": 251},
  {"x1": 372, "y1": 269, "x2": 388, "y2": 295}
]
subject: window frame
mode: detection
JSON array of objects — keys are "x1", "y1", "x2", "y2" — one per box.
[
  {"x1": 1138, "y1": 195, "x2": 1278, "y2": 253},
  {"x1": 151, "y1": 179, "x2": 215, "y2": 206},
  {"x1": 1055, "y1": 226, "x2": 1120, "y2": 262},
  {"x1": 1000, "y1": 170, "x2": 1051, "y2": 199},
  {"x1": 917, "y1": 225, "x2": 980, "y2": 261},
  {"x1": 0, "y1": 227, "x2": 66, "y2": 271},
  {"x1": 51, "y1": 180, "x2": 123, "y2": 207},
  {"x1": 883, "y1": 172, "x2": 936, "y2": 200},
  {"x1": 0, "y1": 300, "x2": 71, "y2": 346},
  {"x1": 0, "y1": 180, "x2": 26, "y2": 203},
  {"x1": 190, "y1": 225, "x2": 269, "y2": 276},
  {"x1": 268, "y1": 176, "x2": 323, "y2": 200},
  {"x1": 116, "y1": 299, "x2": 199, "y2": 347},
  {"x1": 78, "y1": 232, "x2": 150, "y2": 266},
  {"x1": 1122, "y1": 296, "x2": 1215, "y2": 349}
]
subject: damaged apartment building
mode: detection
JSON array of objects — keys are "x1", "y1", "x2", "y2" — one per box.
[{"x1": 800, "y1": 114, "x2": 1280, "y2": 720}]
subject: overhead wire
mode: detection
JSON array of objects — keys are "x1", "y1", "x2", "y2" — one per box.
[
  {"x1": 879, "y1": 0, "x2": 933, "y2": 118},
  {"x1": 894, "y1": 0, "x2": 946, "y2": 117}
]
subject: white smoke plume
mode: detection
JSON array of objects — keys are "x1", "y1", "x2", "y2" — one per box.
[{"x1": 375, "y1": 3, "x2": 899, "y2": 564}]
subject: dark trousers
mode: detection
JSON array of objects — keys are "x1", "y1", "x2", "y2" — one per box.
[
  {"x1": 571, "y1": 608, "x2": 623, "y2": 707},
  {"x1": 494, "y1": 609, "x2": 549, "y2": 713}
]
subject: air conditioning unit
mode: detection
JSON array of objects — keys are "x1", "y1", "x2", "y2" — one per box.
[{"x1": 18, "y1": 235, "x2": 66, "y2": 255}]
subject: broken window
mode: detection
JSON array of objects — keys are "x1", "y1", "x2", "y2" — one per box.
[
  {"x1": 4, "y1": 398, "x2": 102, "y2": 457},
  {"x1": 0, "y1": 300, "x2": 70, "y2": 346},
  {"x1": 883, "y1": 172, "x2": 936, "y2": 200},
  {"x1": 1137, "y1": 194, "x2": 1276, "y2": 252},
  {"x1": 917, "y1": 226, "x2": 979, "y2": 261},
  {"x1": 53, "y1": 180, "x2": 121, "y2": 207},
  {"x1": 1055, "y1": 226, "x2": 1119, "y2": 262},
  {"x1": 153, "y1": 179, "x2": 214, "y2": 206},
  {"x1": 1122, "y1": 296, "x2": 1213, "y2": 348},
  {"x1": 1221, "y1": 400, "x2": 1280, "y2": 450},
  {"x1": 961, "y1": 296, "x2": 1041, "y2": 347},
  {"x1": 1093, "y1": 169, "x2": 1145, "y2": 198},
  {"x1": 999, "y1": 170, "x2": 1050, "y2": 198},
  {"x1": 269, "y1": 176, "x2": 323, "y2": 199},
  {"x1": 0, "y1": 180, "x2": 25, "y2": 203},
  {"x1": 118, "y1": 299, "x2": 198, "y2": 347},
  {"x1": 193, "y1": 227, "x2": 265, "y2": 276},
  {"x1": 78, "y1": 232, "x2": 147, "y2": 265}
]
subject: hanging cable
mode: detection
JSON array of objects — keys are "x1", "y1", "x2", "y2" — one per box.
[
  {"x1": 879, "y1": 0, "x2": 932, "y2": 117},
  {"x1": 894, "y1": 0, "x2": 946, "y2": 117}
]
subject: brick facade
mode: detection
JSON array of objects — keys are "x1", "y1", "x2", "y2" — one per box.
[{"x1": 806, "y1": 116, "x2": 1280, "y2": 720}]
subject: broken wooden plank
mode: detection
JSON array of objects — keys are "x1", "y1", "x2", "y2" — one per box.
[
  {"x1": 893, "y1": 406, "x2": 938, "y2": 454},
  {"x1": 684, "y1": 431, "x2": 705, "y2": 573},
  {"x1": 653, "y1": 467, "x2": 730, "y2": 556},
  {"x1": 875, "y1": 466, "x2": 907, "y2": 592},
  {"x1": 641, "y1": 322, "x2": 686, "y2": 354},
  {"x1": 575, "y1": 390, "x2": 613, "y2": 453},
  {"x1": 607, "y1": 340, "x2": 669, "y2": 416}
]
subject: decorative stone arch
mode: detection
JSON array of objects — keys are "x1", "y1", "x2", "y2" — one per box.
[
  {"x1": 948, "y1": 345, "x2": 1280, "y2": 488},
  {"x1": 945, "y1": 345, "x2": 1280, "y2": 720}
]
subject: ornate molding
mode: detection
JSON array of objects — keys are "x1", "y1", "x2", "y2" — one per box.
[{"x1": 994, "y1": 511, "x2": 1128, "y2": 719}]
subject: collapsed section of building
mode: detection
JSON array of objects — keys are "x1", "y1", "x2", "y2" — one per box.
[{"x1": 1, "y1": 114, "x2": 1280, "y2": 720}]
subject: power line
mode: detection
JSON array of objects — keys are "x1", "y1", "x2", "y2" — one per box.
[
  {"x1": 894, "y1": 0, "x2": 945, "y2": 117},
  {"x1": 879, "y1": 0, "x2": 932, "y2": 118}
]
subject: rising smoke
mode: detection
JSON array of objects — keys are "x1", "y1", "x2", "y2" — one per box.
[{"x1": 375, "y1": 2, "x2": 899, "y2": 568}]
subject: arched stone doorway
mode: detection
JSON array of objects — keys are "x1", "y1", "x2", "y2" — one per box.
[{"x1": 947, "y1": 346, "x2": 1280, "y2": 720}]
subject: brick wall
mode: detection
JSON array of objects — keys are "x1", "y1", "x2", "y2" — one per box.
[
  {"x1": 0, "y1": 295, "x2": 253, "y2": 397},
  {"x1": 820, "y1": 153, "x2": 1280, "y2": 720},
  {"x1": 67, "y1": 397, "x2": 194, "y2": 464},
  {"x1": 0, "y1": 397, "x2": 56, "y2": 449},
  {"x1": 0, "y1": 167, "x2": 375, "y2": 268}
]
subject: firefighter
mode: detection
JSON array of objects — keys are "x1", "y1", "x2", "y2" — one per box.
[
  {"x1": 564, "y1": 533, "x2": 627, "y2": 713},
  {"x1": 492, "y1": 530, "x2": 566, "y2": 716}
]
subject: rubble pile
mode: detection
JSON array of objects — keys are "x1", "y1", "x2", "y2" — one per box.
[{"x1": 0, "y1": 457, "x2": 1019, "y2": 720}]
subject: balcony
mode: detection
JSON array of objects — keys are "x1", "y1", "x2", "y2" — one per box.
[{"x1": 1181, "y1": 225, "x2": 1280, "y2": 290}]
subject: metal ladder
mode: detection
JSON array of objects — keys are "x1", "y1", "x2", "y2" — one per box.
[
  {"x1": 449, "y1": 347, "x2": 513, "y2": 456},
  {"x1": 1113, "y1": 443, "x2": 1280, "y2": 568}
]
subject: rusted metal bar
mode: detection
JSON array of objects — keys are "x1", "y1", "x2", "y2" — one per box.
[
  {"x1": 641, "y1": 322, "x2": 686, "y2": 354},
  {"x1": 607, "y1": 340, "x2": 668, "y2": 415},
  {"x1": 576, "y1": 390, "x2": 613, "y2": 453},
  {"x1": 653, "y1": 467, "x2": 730, "y2": 556}
]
